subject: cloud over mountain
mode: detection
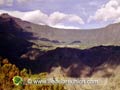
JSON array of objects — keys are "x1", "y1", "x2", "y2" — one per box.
[
  {"x1": 88, "y1": 0, "x2": 120, "y2": 23},
  {"x1": 0, "y1": 10, "x2": 84, "y2": 29}
]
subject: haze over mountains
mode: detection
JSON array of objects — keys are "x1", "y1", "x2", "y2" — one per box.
[{"x1": 0, "y1": 13, "x2": 120, "y2": 77}]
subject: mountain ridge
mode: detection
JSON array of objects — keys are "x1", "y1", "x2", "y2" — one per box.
[{"x1": 0, "y1": 13, "x2": 120, "y2": 46}]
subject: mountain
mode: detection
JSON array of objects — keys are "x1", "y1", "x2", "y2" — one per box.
[
  {"x1": 0, "y1": 13, "x2": 120, "y2": 78},
  {"x1": 0, "y1": 13, "x2": 120, "y2": 47}
]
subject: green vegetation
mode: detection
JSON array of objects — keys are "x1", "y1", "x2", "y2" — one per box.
[{"x1": 0, "y1": 56, "x2": 65, "y2": 90}]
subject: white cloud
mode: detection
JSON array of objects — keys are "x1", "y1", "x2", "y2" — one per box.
[
  {"x1": 22, "y1": 10, "x2": 48, "y2": 25},
  {"x1": 48, "y1": 12, "x2": 84, "y2": 25},
  {"x1": 88, "y1": 0, "x2": 120, "y2": 23},
  {"x1": 52, "y1": 24, "x2": 80, "y2": 29},
  {"x1": 68, "y1": 15, "x2": 84, "y2": 24},
  {"x1": 0, "y1": 10, "x2": 84, "y2": 29},
  {"x1": 48, "y1": 12, "x2": 67, "y2": 25}
]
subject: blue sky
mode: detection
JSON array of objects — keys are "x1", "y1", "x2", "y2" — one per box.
[{"x1": 0, "y1": 0, "x2": 120, "y2": 29}]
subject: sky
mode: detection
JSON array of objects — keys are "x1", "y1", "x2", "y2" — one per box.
[{"x1": 0, "y1": 0, "x2": 120, "y2": 29}]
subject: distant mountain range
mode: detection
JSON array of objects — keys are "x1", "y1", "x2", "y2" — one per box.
[
  {"x1": 0, "y1": 13, "x2": 120, "y2": 77},
  {"x1": 0, "y1": 13, "x2": 120, "y2": 46}
]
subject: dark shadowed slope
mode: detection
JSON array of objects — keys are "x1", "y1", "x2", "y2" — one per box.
[
  {"x1": 0, "y1": 25, "x2": 120, "y2": 77},
  {"x1": 0, "y1": 13, "x2": 38, "y2": 40},
  {"x1": 33, "y1": 46, "x2": 120, "y2": 77}
]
